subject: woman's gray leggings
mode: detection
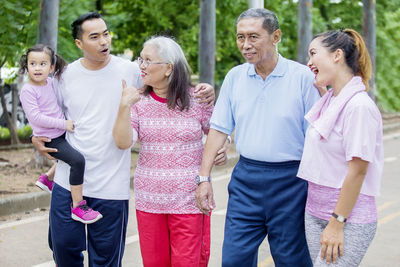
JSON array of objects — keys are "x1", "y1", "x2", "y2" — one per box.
[{"x1": 305, "y1": 212, "x2": 377, "y2": 267}]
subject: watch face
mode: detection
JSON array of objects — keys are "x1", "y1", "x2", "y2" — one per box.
[{"x1": 337, "y1": 215, "x2": 345, "y2": 223}]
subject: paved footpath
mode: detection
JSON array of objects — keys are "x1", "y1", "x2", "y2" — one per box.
[{"x1": 0, "y1": 133, "x2": 399, "y2": 266}]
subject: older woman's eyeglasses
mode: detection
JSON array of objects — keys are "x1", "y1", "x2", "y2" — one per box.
[{"x1": 137, "y1": 57, "x2": 168, "y2": 67}]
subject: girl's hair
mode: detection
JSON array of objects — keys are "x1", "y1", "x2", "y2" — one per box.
[
  {"x1": 142, "y1": 36, "x2": 192, "y2": 111},
  {"x1": 313, "y1": 29, "x2": 372, "y2": 90},
  {"x1": 19, "y1": 44, "x2": 67, "y2": 80}
]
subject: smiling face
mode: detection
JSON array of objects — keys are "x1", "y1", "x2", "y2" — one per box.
[
  {"x1": 236, "y1": 17, "x2": 281, "y2": 68},
  {"x1": 74, "y1": 18, "x2": 111, "y2": 67},
  {"x1": 307, "y1": 37, "x2": 337, "y2": 87},
  {"x1": 26, "y1": 51, "x2": 54, "y2": 86},
  {"x1": 139, "y1": 44, "x2": 172, "y2": 91}
]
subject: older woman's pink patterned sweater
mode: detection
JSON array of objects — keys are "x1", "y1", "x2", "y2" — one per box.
[{"x1": 130, "y1": 90, "x2": 213, "y2": 214}]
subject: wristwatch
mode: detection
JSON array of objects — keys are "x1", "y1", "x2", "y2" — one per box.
[
  {"x1": 195, "y1": 175, "x2": 210, "y2": 185},
  {"x1": 332, "y1": 212, "x2": 347, "y2": 223}
]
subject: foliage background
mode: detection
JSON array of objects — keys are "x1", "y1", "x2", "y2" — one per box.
[{"x1": 0, "y1": 0, "x2": 399, "y2": 111}]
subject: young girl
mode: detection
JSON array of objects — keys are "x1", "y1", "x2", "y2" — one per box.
[
  {"x1": 19, "y1": 44, "x2": 102, "y2": 224},
  {"x1": 297, "y1": 29, "x2": 383, "y2": 266}
]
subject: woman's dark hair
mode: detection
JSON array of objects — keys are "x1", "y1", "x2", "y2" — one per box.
[
  {"x1": 19, "y1": 44, "x2": 66, "y2": 80},
  {"x1": 71, "y1": 12, "x2": 103, "y2": 40},
  {"x1": 142, "y1": 36, "x2": 192, "y2": 111},
  {"x1": 313, "y1": 29, "x2": 372, "y2": 90}
]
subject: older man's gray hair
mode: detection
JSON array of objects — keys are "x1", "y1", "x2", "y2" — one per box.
[{"x1": 236, "y1": 8, "x2": 280, "y2": 34}]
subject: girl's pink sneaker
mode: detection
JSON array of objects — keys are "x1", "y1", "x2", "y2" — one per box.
[
  {"x1": 35, "y1": 174, "x2": 54, "y2": 193},
  {"x1": 71, "y1": 200, "x2": 103, "y2": 224}
]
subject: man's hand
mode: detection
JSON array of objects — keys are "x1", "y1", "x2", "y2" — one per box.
[
  {"x1": 32, "y1": 136, "x2": 57, "y2": 160},
  {"x1": 65, "y1": 120, "x2": 75, "y2": 133},
  {"x1": 195, "y1": 182, "x2": 215, "y2": 216},
  {"x1": 194, "y1": 83, "x2": 215, "y2": 107}
]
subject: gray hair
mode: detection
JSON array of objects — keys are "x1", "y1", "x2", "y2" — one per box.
[
  {"x1": 142, "y1": 36, "x2": 192, "y2": 111},
  {"x1": 143, "y1": 36, "x2": 191, "y2": 83},
  {"x1": 236, "y1": 8, "x2": 280, "y2": 34}
]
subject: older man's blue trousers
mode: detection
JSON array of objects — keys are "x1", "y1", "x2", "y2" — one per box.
[{"x1": 222, "y1": 156, "x2": 312, "y2": 267}]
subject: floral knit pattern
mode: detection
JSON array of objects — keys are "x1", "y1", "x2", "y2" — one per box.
[{"x1": 131, "y1": 90, "x2": 213, "y2": 214}]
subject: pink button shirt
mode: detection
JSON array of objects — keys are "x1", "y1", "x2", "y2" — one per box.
[{"x1": 298, "y1": 77, "x2": 384, "y2": 197}]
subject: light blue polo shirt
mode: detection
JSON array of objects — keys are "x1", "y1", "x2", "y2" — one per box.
[{"x1": 211, "y1": 54, "x2": 320, "y2": 162}]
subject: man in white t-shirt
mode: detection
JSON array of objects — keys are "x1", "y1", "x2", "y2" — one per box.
[{"x1": 32, "y1": 12, "x2": 217, "y2": 266}]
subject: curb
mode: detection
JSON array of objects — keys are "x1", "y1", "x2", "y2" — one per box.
[
  {"x1": 0, "y1": 191, "x2": 51, "y2": 217},
  {"x1": 0, "y1": 154, "x2": 239, "y2": 217},
  {"x1": 383, "y1": 122, "x2": 400, "y2": 134}
]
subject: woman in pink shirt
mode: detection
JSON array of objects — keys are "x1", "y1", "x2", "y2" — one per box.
[
  {"x1": 297, "y1": 29, "x2": 383, "y2": 266},
  {"x1": 19, "y1": 44, "x2": 102, "y2": 224},
  {"x1": 113, "y1": 36, "x2": 226, "y2": 266}
]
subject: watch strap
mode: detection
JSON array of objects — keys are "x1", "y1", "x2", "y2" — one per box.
[
  {"x1": 332, "y1": 212, "x2": 347, "y2": 223},
  {"x1": 196, "y1": 175, "x2": 210, "y2": 185}
]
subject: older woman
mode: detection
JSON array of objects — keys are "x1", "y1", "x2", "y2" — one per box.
[
  {"x1": 113, "y1": 36, "x2": 225, "y2": 267},
  {"x1": 297, "y1": 29, "x2": 384, "y2": 266}
]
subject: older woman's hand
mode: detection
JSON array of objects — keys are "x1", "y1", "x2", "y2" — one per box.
[
  {"x1": 195, "y1": 182, "x2": 215, "y2": 216},
  {"x1": 194, "y1": 83, "x2": 215, "y2": 107},
  {"x1": 121, "y1": 80, "x2": 142, "y2": 107},
  {"x1": 214, "y1": 138, "x2": 229, "y2": 166}
]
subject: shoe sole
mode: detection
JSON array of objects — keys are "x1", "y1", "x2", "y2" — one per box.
[
  {"x1": 35, "y1": 181, "x2": 52, "y2": 194},
  {"x1": 71, "y1": 213, "x2": 103, "y2": 224}
]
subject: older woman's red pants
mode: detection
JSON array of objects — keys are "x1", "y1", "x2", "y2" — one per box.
[{"x1": 136, "y1": 210, "x2": 211, "y2": 267}]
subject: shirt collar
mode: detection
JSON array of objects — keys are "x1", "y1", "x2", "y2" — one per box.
[{"x1": 247, "y1": 54, "x2": 287, "y2": 78}]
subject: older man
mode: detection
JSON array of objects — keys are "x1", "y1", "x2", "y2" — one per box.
[{"x1": 195, "y1": 8, "x2": 320, "y2": 267}]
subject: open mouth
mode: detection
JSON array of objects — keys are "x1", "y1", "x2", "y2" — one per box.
[
  {"x1": 310, "y1": 66, "x2": 319, "y2": 75},
  {"x1": 100, "y1": 48, "x2": 109, "y2": 54}
]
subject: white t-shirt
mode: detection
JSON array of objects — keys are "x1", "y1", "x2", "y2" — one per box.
[{"x1": 53, "y1": 55, "x2": 142, "y2": 200}]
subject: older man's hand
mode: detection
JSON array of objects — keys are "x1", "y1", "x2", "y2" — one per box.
[
  {"x1": 194, "y1": 83, "x2": 215, "y2": 107},
  {"x1": 195, "y1": 182, "x2": 215, "y2": 216},
  {"x1": 32, "y1": 136, "x2": 57, "y2": 160}
]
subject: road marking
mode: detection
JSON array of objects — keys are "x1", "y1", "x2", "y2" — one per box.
[
  {"x1": 0, "y1": 214, "x2": 48, "y2": 230},
  {"x1": 213, "y1": 173, "x2": 231, "y2": 182},
  {"x1": 378, "y1": 211, "x2": 400, "y2": 226},
  {"x1": 213, "y1": 209, "x2": 227, "y2": 215},
  {"x1": 258, "y1": 256, "x2": 274, "y2": 267},
  {"x1": 384, "y1": 157, "x2": 398, "y2": 163},
  {"x1": 31, "y1": 235, "x2": 140, "y2": 267},
  {"x1": 126, "y1": 234, "x2": 139, "y2": 245},
  {"x1": 32, "y1": 261, "x2": 54, "y2": 267},
  {"x1": 377, "y1": 201, "x2": 396, "y2": 212}
]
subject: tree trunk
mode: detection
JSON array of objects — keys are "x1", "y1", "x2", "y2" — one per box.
[
  {"x1": 297, "y1": 0, "x2": 313, "y2": 65},
  {"x1": 248, "y1": 0, "x2": 264, "y2": 8},
  {"x1": 363, "y1": 0, "x2": 376, "y2": 101},
  {"x1": 199, "y1": 0, "x2": 216, "y2": 87},
  {"x1": 11, "y1": 84, "x2": 18, "y2": 127},
  {"x1": 0, "y1": 85, "x2": 20, "y2": 145},
  {"x1": 37, "y1": 0, "x2": 60, "y2": 51}
]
